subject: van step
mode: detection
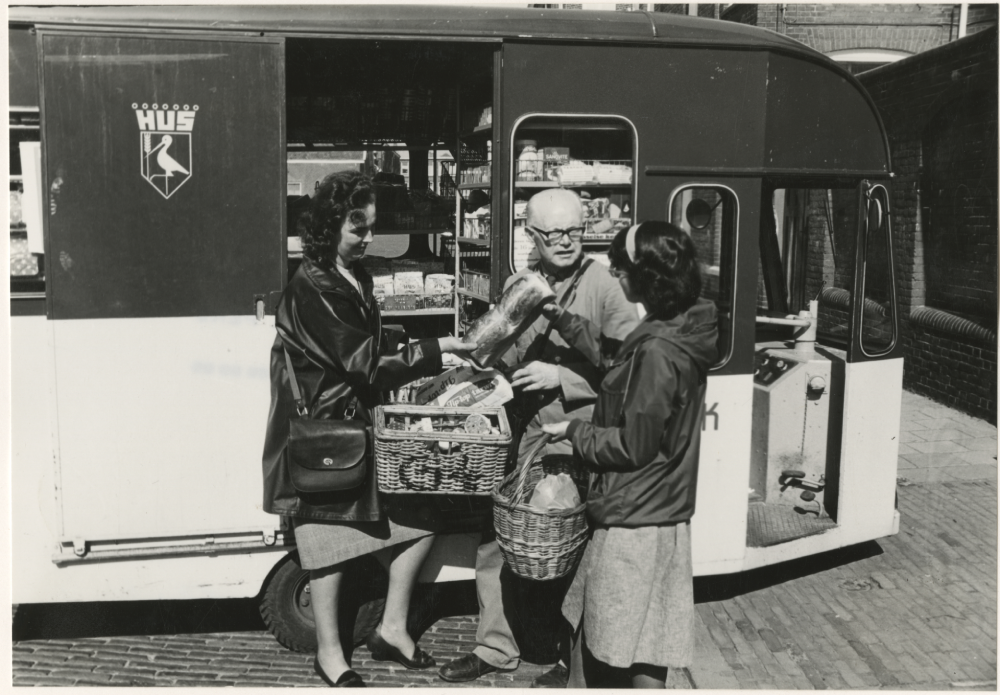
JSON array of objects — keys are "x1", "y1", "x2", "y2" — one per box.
[{"x1": 746, "y1": 503, "x2": 837, "y2": 548}]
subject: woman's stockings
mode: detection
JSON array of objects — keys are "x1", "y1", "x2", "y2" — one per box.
[
  {"x1": 377, "y1": 535, "x2": 436, "y2": 658},
  {"x1": 310, "y1": 563, "x2": 350, "y2": 681}
]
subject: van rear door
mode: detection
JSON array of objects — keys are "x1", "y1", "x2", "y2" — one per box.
[{"x1": 39, "y1": 32, "x2": 285, "y2": 559}]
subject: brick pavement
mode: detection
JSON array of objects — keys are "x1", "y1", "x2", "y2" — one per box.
[{"x1": 12, "y1": 391, "x2": 996, "y2": 688}]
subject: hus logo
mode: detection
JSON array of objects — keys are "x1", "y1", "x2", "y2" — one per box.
[{"x1": 134, "y1": 103, "x2": 197, "y2": 199}]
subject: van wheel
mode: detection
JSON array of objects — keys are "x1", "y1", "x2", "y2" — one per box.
[{"x1": 260, "y1": 553, "x2": 387, "y2": 654}]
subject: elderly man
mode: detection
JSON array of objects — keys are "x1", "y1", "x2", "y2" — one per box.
[{"x1": 438, "y1": 188, "x2": 639, "y2": 687}]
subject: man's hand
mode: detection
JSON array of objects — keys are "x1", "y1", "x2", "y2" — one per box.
[
  {"x1": 540, "y1": 302, "x2": 564, "y2": 322},
  {"x1": 541, "y1": 421, "x2": 571, "y2": 441},
  {"x1": 510, "y1": 361, "x2": 561, "y2": 392}
]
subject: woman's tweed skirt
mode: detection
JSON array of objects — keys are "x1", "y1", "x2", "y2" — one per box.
[{"x1": 562, "y1": 521, "x2": 694, "y2": 668}]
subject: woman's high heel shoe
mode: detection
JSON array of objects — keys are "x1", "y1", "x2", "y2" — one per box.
[
  {"x1": 313, "y1": 657, "x2": 366, "y2": 687},
  {"x1": 365, "y1": 628, "x2": 436, "y2": 670}
]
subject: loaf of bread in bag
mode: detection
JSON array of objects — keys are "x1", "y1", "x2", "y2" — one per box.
[{"x1": 463, "y1": 273, "x2": 555, "y2": 368}]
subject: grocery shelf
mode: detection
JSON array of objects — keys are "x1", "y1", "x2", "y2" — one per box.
[
  {"x1": 458, "y1": 125, "x2": 492, "y2": 139},
  {"x1": 373, "y1": 228, "x2": 451, "y2": 235},
  {"x1": 458, "y1": 182, "x2": 491, "y2": 190},
  {"x1": 515, "y1": 181, "x2": 631, "y2": 189},
  {"x1": 287, "y1": 140, "x2": 447, "y2": 152},
  {"x1": 457, "y1": 288, "x2": 490, "y2": 302},
  {"x1": 456, "y1": 237, "x2": 489, "y2": 247},
  {"x1": 382, "y1": 308, "x2": 455, "y2": 317}
]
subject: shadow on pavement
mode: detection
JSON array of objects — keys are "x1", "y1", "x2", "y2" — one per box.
[
  {"x1": 13, "y1": 597, "x2": 267, "y2": 642},
  {"x1": 15, "y1": 541, "x2": 882, "y2": 650},
  {"x1": 694, "y1": 540, "x2": 884, "y2": 603},
  {"x1": 12, "y1": 580, "x2": 483, "y2": 646}
]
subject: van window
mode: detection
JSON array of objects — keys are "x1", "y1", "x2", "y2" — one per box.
[
  {"x1": 760, "y1": 186, "x2": 859, "y2": 346},
  {"x1": 508, "y1": 115, "x2": 635, "y2": 273},
  {"x1": 860, "y1": 184, "x2": 896, "y2": 354},
  {"x1": 10, "y1": 115, "x2": 44, "y2": 302},
  {"x1": 669, "y1": 186, "x2": 736, "y2": 367}
]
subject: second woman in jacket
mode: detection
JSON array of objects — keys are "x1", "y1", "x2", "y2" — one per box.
[{"x1": 542, "y1": 221, "x2": 718, "y2": 688}]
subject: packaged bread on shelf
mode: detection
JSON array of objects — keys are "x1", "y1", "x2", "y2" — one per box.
[
  {"x1": 462, "y1": 272, "x2": 555, "y2": 368},
  {"x1": 425, "y1": 273, "x2": 454, "y2": 295},
  {"x1": 393, "y1": 271, "x2": 424, "y2": 295},
  {"x1": 361, "y1": 256, "x2": 395, "y2": 296}
]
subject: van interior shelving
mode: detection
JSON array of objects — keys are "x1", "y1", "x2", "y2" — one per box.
[{"x1": 284, "y1": 38, "x2": 496, "y2": 335}]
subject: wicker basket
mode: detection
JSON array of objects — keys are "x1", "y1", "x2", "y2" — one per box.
[
  {"x1": 492, "y1": 434, "x2": 590, "y2": 581},
  {"x1": 374, "y1": 405, "x2": 512, "y2": 495}
]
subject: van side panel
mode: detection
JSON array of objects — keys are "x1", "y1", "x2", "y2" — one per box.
[{"x1": 40, "y1": 33, "x2": 285, "y2": 319}]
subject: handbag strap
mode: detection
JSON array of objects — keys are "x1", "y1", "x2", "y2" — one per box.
[{"x1": 283, "y1": 346, "x2": 358, "y2": 420}]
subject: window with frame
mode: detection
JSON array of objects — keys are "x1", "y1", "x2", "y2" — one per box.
[
  {"x1": 509, "y1": 115, "x2": 635, "y2": 274},
  {"x1": 669, "y1": 185, "x2": 737, "y2": 367}
]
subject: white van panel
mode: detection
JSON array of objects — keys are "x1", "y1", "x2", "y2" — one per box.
[
  {"x1": 837, "y1": 358, "x2": 903, "y2": 534},
  {"x1": 51, "y1": 316, "x2": 277, "y2": 542},
  {"x1": 691, "y1": 373, "x2": 752, "y2": 576}
]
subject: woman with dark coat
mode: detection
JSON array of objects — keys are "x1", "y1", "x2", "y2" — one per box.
[
  {"x1": 541, "y1": 221, "x2": 718, "y2": 688},
  {"x1": 261, "y1": 171, "x2": 474, "y2": 687}
]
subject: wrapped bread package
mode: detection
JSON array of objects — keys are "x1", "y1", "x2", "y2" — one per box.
[
  {"x1": 425, "y1": 273, "x2": 454, "y2": 295},
  {"x1": 393, "y1": 271, "x2": 424, "y2": 295},
  {"x1": 462, "y1": 272, "x2": 556, "y2": 368}
]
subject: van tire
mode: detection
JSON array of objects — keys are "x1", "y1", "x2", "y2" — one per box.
[{"x1": 260, "y1": 553, "x2": 386, "y2": 654}]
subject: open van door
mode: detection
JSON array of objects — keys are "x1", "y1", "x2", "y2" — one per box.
[{"x1": 38, "y1": 32, "x2": 285, "y2": 561}]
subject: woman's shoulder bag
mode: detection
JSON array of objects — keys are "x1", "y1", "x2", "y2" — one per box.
[{"x1": 284, "y1": 347, "x2": 369, "y2": 493}]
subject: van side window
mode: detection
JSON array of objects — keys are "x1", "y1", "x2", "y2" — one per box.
[
  {"x1": 860, "y1": 184, "x2": 896, "y2": 354},
  {"x1": 669, "y1": 185, "x2": 736, "y2": 368},
  {"x1": 508, "y1": 115, "x2": 635, "y2": 273},
  {"x1": 10, "y1": 114, "x2": 44, "y2": 305}
]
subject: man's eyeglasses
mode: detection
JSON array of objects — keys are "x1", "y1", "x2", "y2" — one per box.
[{"x1": 526, "y1": 225, "x2": 585, "y2": 244}]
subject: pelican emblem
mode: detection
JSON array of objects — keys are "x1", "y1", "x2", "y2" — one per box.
[{"x1": 140, "y1": 130, "x2": 193, "y2": 199}]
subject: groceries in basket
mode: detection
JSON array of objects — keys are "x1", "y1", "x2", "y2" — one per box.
[
  {"x1": 461, "y1": 272, "x2": 555, "y2": 368},
  {"x1": 527, "y1": 473, "x2": 582, "y2": 511},
  {"x1": 413, "y1": 365, "x2": 514, "y2": 409},
  {"x1": 374, "y1": 404, "x2": 513, "y2": 495},
  {"x1": 492, "y1": 435, "x2": 589, "y2": 581}
]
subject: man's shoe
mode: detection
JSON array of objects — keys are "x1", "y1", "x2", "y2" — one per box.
[
  {"x1": 531, "y1": 663, "x2": 569, "y2": 688},
  {"x1": 438, "y1": 653, "x2": 511, "y2": 682}
]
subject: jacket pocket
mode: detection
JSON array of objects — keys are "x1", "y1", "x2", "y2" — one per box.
[{"x1": 597, "y1": 359, "x2": 633, "y2": 428}]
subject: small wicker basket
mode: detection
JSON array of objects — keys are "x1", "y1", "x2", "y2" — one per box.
[
  {"x1": 492, "y1": 434, "x2": 590, "y2": 581},
  {"x1": 374, "y1": 405, "x2": 512, "y2": 495}
]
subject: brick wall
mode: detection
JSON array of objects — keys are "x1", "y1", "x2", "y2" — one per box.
[
  {"x1": 859, "y1": 28, "x2": 998, "y2": 421},
  {"x1": 721, "y1": 4, "x2": 997, "y2": 55}
]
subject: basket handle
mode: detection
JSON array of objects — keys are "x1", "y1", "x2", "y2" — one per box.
[{"x1": 513, "y1": 432, "x2": 553, "y2": 502}]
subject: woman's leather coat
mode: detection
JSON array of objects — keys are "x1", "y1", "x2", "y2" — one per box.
[{"x1": 261, "y1": 257, "x2": 442, "y2": 522}]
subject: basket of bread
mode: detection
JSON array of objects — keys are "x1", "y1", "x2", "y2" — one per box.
[{"x1": 374, "y1": 271, "x2": 557, "y2": 495}]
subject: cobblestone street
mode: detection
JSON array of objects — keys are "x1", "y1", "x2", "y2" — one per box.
[{"x1": 12, "y1": 392, "x2": 997, "y2": 688}]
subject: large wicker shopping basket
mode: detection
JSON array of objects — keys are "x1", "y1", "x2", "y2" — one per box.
[
  {"x1": 374, "y1": 404, "x2": 512, "y2": 495},
  {"x1": 491, "y1": 433, "x2": 589, "y2": 581}
]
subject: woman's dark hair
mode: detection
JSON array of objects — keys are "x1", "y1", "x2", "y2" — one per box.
[
  {"x1": 301, "y1": 171, "x2": 375, "y2": 265},
  {"x1": 608, "y1": 220, "x2": 702, "y2": 318}
]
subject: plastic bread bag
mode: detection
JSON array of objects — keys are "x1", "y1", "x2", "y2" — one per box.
[
  {"x1": 461, "y1": 272, "x2": 556, "y2": 368},
  {"x1": 527, "y1": 473, "x2": 581, "y2": 511}
]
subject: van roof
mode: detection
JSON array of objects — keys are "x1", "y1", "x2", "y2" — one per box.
[{"x1": 8, "y1": 4, "x2": 824, "y2": 58}]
